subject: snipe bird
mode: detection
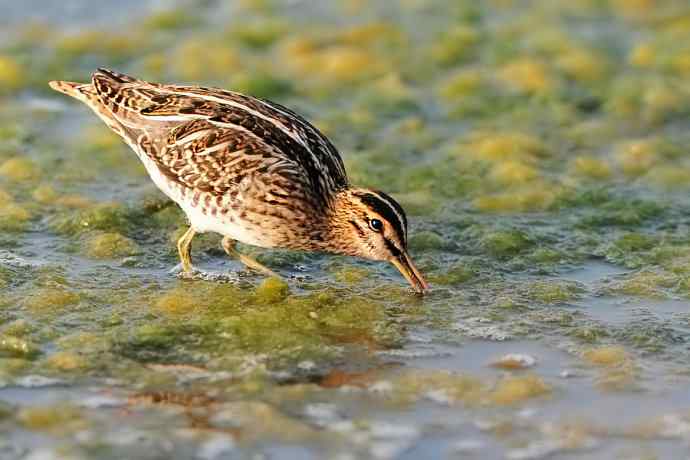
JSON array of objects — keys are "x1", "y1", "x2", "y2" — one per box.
[{"x1": 49, "y1": 69, "x2": 429, "y2": 293}]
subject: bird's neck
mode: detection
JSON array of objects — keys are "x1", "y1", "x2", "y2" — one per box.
[{"x1": 310, "y1": 189, "x2": 361, "y2": 256}]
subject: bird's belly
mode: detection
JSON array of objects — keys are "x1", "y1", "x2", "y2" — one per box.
[
  {"x1": 137, "y1": 155, "x2": 278, "y2": 248},
  {"x1": 180, "y1": 203, "x2": 273, "y2": 247}
]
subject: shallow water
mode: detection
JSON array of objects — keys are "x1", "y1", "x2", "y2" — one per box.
[{"x1": 2, "y1": 0, "x2": 690, "y2": 459}]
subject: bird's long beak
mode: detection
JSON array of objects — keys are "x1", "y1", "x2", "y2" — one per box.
[{"x1": 391, "y1": 251, "x2": 429, "y2": 294}]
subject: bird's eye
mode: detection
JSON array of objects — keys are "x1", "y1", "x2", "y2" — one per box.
[{"x1": 369, "y1": 218, "x2": 383, "y2": 232}]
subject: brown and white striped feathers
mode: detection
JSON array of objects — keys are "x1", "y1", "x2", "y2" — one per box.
[{"x1": 48, "y1": 68, "x2": 423, "y2": 291}]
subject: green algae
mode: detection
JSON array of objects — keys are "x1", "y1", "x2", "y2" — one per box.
[
  {"x1": 50, "y1": 203, "x2": 131, "y2": 235},
  {"x1": 0, "y1": 400, "x2": 13, "y2": 419},
  {"x1": 114, "y1": 281, "x2": 405, "y2": 368},
  {"x1": 333, "y1": 265, "x2": 369, "y2": 284},
  {"x1": 142, "y1": 9, "x2": 200, "y2": 31},
  {"x1": 430, "y1": 25, "x2": 479, "y2": 66},
  {"x1": 481, "y1": 230, "x2": 533, "y2": 259},
  {"x1": 44, "y1": 351, "x2": 90, "y2": 371},
  {"x1": 607, "y1": 270, "x2": 678, "y2": 298},
  {"x1": 254, "y1": 277, "x2": 290, "y2": 304},
  {"x1": 232, "y1": 72, "x2": 294, "y2": 99},
  {"x1": 17, "y1": 404, "x2": 86, "y2": 434},
  {"x1": 408, "y1": 231, "x2": 446, "y2": 251},
  {"x1": 2, "y1": 1, "x2": 690, "y2": 456},
  {"x1": 0, "y1": 157, "x2": 40, "y2": 181},
  {"x1": 0, "y1": 202, "x2": 31, "y2": 232},
  {"x1": 429, "y1": 263, "x2": 475, "y2": 286},
  {"x1": 83, "y1": 232, "x2": 140, "y2": 259},
  {"x1": 0, "y1": 55, "x2": 26, "y2": 93},
  {"x1": 227, "y1": 20, "x2": 288, "y2": 49},
  {"x1": 0, "y1": 335, "x2": 39, "y2": 359},
  {"x1": 490, "y1": 374, "x2": 552, "y2": 405},
  {"x1": 216, "y1": 290, "x2": 395, "y2": 359},
  {"x1": 24, "y1": 287, "x2": 81, "y2": 315},
  {"x1": 526, "y1": 280, "x2": 581, "y2": 304},
  {"x1": 389, "y1": 370, "x2": 551, "y2": 407},
  {"x1": 391, "y1": 370, "x2": 485, "y2": 405}
]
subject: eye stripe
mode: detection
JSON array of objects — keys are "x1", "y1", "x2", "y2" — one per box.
[
  {"x1": 354, "y1": 191, "x2": 408, "y2": 246},
  {"x1": 373, "y1": 190, "x2": 407, "y2": 234}
]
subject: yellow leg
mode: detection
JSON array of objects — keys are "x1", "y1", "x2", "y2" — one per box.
[
  {"x1": 176, "y1": 227, "x2": 196, "y2": 273},
  {"x1": 222, "y1": 236, "x2": 280, "y2": 278}
]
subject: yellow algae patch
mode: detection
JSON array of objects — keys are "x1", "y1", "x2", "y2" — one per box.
[
  {"x1": 154, "y1": 283, "x2": 246, "y2": 317},
  {"x1": 438, "y1": 69, "x2": 484, "y2": 100},
  {"x1": 282, "y1": 38, "x2": 386, "y2": 83},
  {"x1": 318, "y1": 46, "x2": 385, "y2": 82},
  {"x1": 671, "y1": 53, "x2": 690, "y2": 77},
  {"x1": 0, "y1": 55, "x2": 25, "y2": 92},
  {"x1": 173, "y1": 39, "x2": 241, "y2": 81},
  {"x1": 46, "y1": 351, "x2": 89, "y2": 371},
  {"x1": 141, "y1": 52, "x2": 167, "y2": 77},
  {"x1": 642, "y1": 84, "x2": 685, "y2": 123},
  {"x1": 615, "y1": 139, "x2": 660, "y2": 177},
  {"x1": 254, "y1": 277, "x2": 290, "y2": 304},
  {"x1": 32, "y1": 185, "x2": 58, "y2": 204},
  {"x1": 608, "y1": 271, "x2": 677, "y2": 298},
  {"x1": 584, "y1": 346, "x2": 628, "y2": 366},
  {"x1": 56, "y1": 30, "x2": 138, "y2": 58},
  {"x1": 527, "y1": 281, "x2": 579, "y2": 303},
  {"x1": 370, "y1": 73, "x2": 415, "y2": 104},
  {"x1": 337, "y1": 22, "x2": 406, "y2": 48},
  {"x1": 647, "y1": 166, "x2": 690, "y2": 189},
  {"x1": 24, "y1": 287, "x2": 80, "y2": 314},
  {"x1": 474, "y1": 186, "x2": 557, "y2": 213},
  {"x1": 430, "y1": 25, "x2": 479, "y2": 65},
  {"x1": 142, "y1": 9, "x2": 197, "y2": 31},
  {"x1": 0, "y1": 358, "x2": 30, "y2": 378},
  {"x1": 556, "y1": 48, "x2": 608, "y2": 83},
  {"x1": 489, "y1": 374, "x2": 551, "y2": 405},
  {"x1": 57, "y1": 195, "x2": 93, "y2": 209},
  {"x1": 0, "y1": 203, "x2": 31, "y2": 231},
  {"x1": 610, "y1": 0, "x2": 655, "y2": 21},
  {"x1": 390, "y1": 370, "x2": 554, "y2": 406},
  {"x1": 460, "y1": 132, "x2": 548, "y2": 164},
  {"x1": 33, "y1": 185, "x2": 93, "y2": 208},
  {"x1": 489, "y1": 161, "x2": 538, "y2": 186},
  {"x1": 393, "y1": 370, "x2": 485, "y2": 405},
  {"x1": 498, "y1": 58, "x2": 554, "y2": 94},
  {"x1": 628, "y1": 42, "x2": 655, "y2": 68},
  {"x1": 17, "y1": 405, "x2": 86, "y2": 434},
  {"x1": 155, "y1": 287, "x2": 202, "y2": 316},
  {"x1": 0, "y1": 157, "x2": 40, "y2": 181},
  {"x1": 210, "y1": 401, "x2": 315, "y2": 443},
  {"x1": 0, "y1": 335, "x2": 38, "y2": 359},
  {"x1": 571, "y1": 156, "x2": 612, "y2": 180},
  {"x1": 83, "y1": 232, "x2": 140, "y2": 259},
  {"x1": 583, "y1": 346, "x2": 638, "y2": 391},
  {"x1": 0, "y1": 187, "x2": 12, "y2": 205}
]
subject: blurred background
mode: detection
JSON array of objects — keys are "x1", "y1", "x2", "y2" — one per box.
[{"x1": 2, "y1": 1, "x2": 690, "y2": 459}]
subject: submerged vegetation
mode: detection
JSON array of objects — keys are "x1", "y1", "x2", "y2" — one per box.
[{"x1": 1, "y1": 0, "x2": 690, "y2": 458}]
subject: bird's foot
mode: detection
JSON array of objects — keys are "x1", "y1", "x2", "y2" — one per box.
[{"x1": 169, "y1": 264, "x2": 202, "y2": 279}]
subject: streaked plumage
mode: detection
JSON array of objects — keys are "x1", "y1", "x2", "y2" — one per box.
[{"x1": 49, "y1": 68, "x2": 428, "y2": 293}]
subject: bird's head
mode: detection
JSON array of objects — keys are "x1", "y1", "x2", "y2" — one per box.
[{"x1": 326, "y1": 188, "x2": 429, "y2": 294}]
